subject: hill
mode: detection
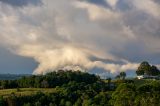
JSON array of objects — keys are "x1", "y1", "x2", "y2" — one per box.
[{"x1": 0, "y1": 71, "x2": 159, "y2": 106}]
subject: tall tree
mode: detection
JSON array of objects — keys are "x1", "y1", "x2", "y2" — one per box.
[
  {"x1": 151, "y1": 65, "x2": 160, "y2": 76},
  {"x1": 120, "y1": 72, "x2": 126, "y2": 80},
  {"x1": 136, "y1": 61, "x2": 151, "y2": 75},
  {"x1": 136, "y1": 61, "x2": 160, "y2": 76}
]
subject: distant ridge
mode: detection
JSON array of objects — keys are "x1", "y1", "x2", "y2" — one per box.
[{"x1": 0, "y1": 74, "x2": 31, "y2": 80}]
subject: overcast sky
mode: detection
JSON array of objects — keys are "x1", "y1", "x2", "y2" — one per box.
[{"x1": 0, "y1": 0, "x2": 160, "y2": 75}]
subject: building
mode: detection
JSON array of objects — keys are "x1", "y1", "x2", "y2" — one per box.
[{"x1": 137, "y1": 74, "x2": 159, "y2": 80}]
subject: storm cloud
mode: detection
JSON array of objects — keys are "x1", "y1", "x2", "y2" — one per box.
[
  {"x1": 0, "y1": 0, "x2": 41, "y2": 6},
  {"x1": 0, "y1": 0, "x2": 160, "y2": 74}
]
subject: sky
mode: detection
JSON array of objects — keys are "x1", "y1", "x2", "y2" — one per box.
[{"x1": 0, "y1": 0, "x2": 160, "y2": 76}]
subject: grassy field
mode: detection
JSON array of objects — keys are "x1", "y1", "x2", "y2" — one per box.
[
  {"x1": 0, "y1": 79, "x2": 159, "y2": 97},
  {"x1": 0, "y1": 88, "x2": 57, "y2": 97},
  {"x1": 133, "y1": 79, "x2": 160, "y2": 86}
]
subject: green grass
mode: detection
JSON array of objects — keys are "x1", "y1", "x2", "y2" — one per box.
[
  {"x1": 133, "y1": 79, "x2": 148, "y2": 86},
  {"x1": 133, "y1": 79, "x2": 160, "y2": 86},
  {"x1": 0, "y1": 88, "x2": 57, "y2": 97}
]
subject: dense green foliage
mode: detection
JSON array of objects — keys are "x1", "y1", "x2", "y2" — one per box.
[
  {"x1": 0, "y1": 71, "x2": 99, "y2": 89},
  {"x1": 136, "y1": 61, "x2": 160, "y2": 76},
  {"x1": 112, "y1": 81, "x2": 160, "y2": 106},
  {"x1": 115, "y1": 72, "x2": 126, "y2": 80},
  {"x1": 0, "y1": 71, "x2": 160, "y2": 106}
]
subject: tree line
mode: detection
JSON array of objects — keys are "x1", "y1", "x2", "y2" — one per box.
[
  {"x1": 0, "y1": 71, "x2": 99, "y2": 89},
  {"x1": 0, "y1": 74, "x2": 160, "y2": 106}
]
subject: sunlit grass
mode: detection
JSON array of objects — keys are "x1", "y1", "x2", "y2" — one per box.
[{"x1": 0, "y1": 88, "x2": 57, "y2": 97}]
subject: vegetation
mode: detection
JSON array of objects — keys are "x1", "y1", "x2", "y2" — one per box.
[
  {"x1": 136, "y1": 61, "x2": 160, "y2": 76},
  {"x1": 0, "y1": 61, "x2": 159, "y2": 106},
  {"x1": 0, "y1": 88, "x2": 56, "y2": 97},
  {"x1": 115, "y1": 72, "x2": 126, "y2": 80}
]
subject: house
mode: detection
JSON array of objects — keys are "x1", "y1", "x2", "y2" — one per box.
[{"x1": 137, "y1": 74, "x2": 159, "y2": 80}]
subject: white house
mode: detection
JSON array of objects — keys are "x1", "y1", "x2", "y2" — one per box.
[
  {"x1": 137, "y1": 74, "x2": 148, "y2": 79},
  {"x1": 137, "y1": 74, "x2": 159, "y2": 80}
]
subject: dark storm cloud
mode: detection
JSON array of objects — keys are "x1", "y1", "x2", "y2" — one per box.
[
  {"x1": 116, "y1": 0, "x2": 133, "y2": 11},
  {"x1": 155, "y1": 0, "x2": 160, "y2": 4},
  {"x1": 0, "y1": 46, "x2": 38, "y2": 74},
  {"x1": 0, "y1": 0, "x2": 41, "y2": 6},
  {"x1": 87, "y1": 0, "x2": 109, "y2": 7}
]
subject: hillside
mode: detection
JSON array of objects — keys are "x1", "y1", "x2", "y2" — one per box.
[{"x1": 0, "y1": 71, "x2": 160, "y2": 106}]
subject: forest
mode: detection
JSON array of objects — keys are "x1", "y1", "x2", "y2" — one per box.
[{"x1": 0, "y1": 62, "x2": 160, "y2": 106}]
